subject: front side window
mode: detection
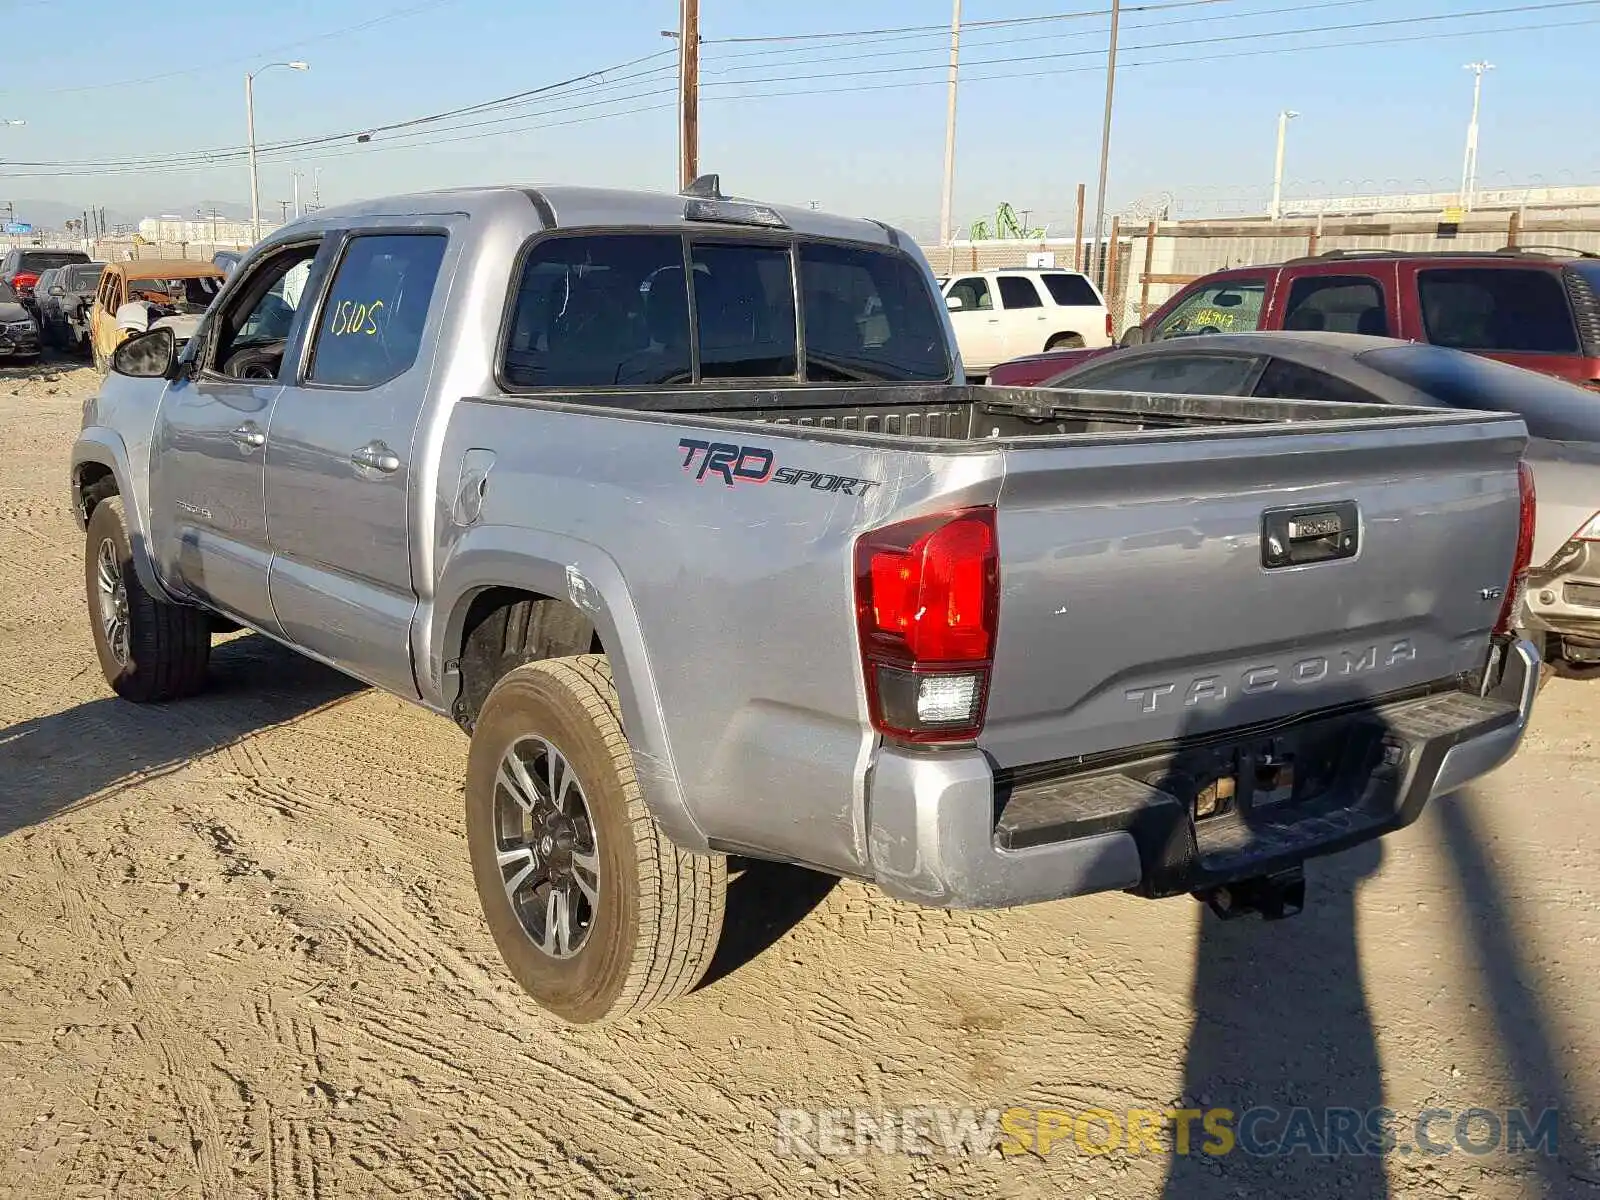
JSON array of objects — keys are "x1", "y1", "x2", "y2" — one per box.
[
  {"x1": 690, "y1": 242, "x2": 797, "y2": 380},
  {"x1": 207, "y1": 243, "x2": 321, "y2": 380},
  {"x1": 799, "y1": 242, "x2": 949, "y2": 382},
  {"x1": 1281, "y1": 275, "x2": 1388, "y2": 336},
  {"x1": 997, "y1": 276, "x2": 1044, "y2": 309},
  {"x1": 947, "y1": 276, "x2": 992, "y2": 312},
  {"x1": 1418, "y1": 268, "x2": 1579, "y2": 354},
  {"x1": 1154, "y1": 280, "x2": 1267, "y2": 339},
  {"x1": 307, "y1": 233, "x2": 447, "y2": 388}
]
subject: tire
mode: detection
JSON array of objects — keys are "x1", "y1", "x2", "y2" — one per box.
[
  {"x1": 1046, "y1": 333, "x2": 1085, "y2": 351},
  {"x1": 85, "y1": 495, "x2": 211, "y2": 702},
  {"x1": 465, "y1": 655, "x2": 726, "y2": 1024}
]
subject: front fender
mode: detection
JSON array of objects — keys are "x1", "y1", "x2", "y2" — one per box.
[
  {"x1": 70, "y1": 429, "x2": 176, "y2": 603},
  {"x1": 424, "y1": 524, "x2": 706, "y2": 852}
]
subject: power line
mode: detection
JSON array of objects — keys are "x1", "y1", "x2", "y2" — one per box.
[
  {"x1": 699, "y1": 0, "x2": 1380, "y2": 75},
  {"x1": 2, "y1": 2, "x2": 1592, "y2": 180}
]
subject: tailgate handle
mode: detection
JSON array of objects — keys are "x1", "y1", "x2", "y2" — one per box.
[{"x1": 1262, "y1": 501, "x2": 1359, "y2": 569}]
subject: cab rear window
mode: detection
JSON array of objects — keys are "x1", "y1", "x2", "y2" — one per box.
[{"x1": 501, "y1": 233, "x2": 949, "y2": 389}]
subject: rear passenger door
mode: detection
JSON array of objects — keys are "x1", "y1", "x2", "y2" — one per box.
[
  {"x1": 1273, "y1": 264, "x2": 1398, "y2": 336},
  {"x1": 263, "y1": 224, "x2": 453, "y2": 696},
  {"x1": 995, "y1": 274, "x2": 1050, "y2": 358}
]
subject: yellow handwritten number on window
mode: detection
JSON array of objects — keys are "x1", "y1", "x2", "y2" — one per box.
[{"x1": 328, "y1": 299, "x2": 385, "y2": 336}]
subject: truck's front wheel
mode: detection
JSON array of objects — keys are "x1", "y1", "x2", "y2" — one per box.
[
  {"x1": 465, "y1": 656, "x2": 726, "y2": 1023},
  {"x1": 84, "y1": 496, "x2": 211, "y2": 702}
]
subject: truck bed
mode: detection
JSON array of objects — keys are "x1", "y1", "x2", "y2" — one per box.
[{"x1": 538, "y1": 382, "x2": 1452, "y2": 443}]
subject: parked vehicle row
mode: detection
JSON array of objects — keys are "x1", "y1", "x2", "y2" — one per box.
[
  {"x1": 989, "y1": 247, "x2": 1600, "y2": 389},
  {"x1": 35, "y1": 262, "x2": 106, "y2": 355},
  {"x1": 75, "y1": 181, "x2": 1539, "y2": 1024}
]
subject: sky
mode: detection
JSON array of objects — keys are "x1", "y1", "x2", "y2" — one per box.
[{"x1": 1, "y1": 0, "x2": 1597, "y2": 240}]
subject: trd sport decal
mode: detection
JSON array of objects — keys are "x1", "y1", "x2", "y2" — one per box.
[{"x1": 677, "y1": 439, "x2": 880, "y2": 498}]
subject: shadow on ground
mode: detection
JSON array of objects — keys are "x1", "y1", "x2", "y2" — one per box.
[
  {"x1": 0, "y1": 633, "x2": 360, "y2": 837},
  {"x1": 698, "y1": 858, "x2": 839, "y2": 990}
]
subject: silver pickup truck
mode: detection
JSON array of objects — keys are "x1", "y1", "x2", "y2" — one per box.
[{"x1": 72, "y1": 181, "x2": 1541, "y2": 1024}]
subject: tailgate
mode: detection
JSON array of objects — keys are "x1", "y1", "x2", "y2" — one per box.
[{"x1": 980, "y1": 410, "x2": 1527, "y2": 769}]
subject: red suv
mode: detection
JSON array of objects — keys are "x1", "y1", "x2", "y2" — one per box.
[{"x1": 988, "y1": 248, "x2": 1600, "y2": 389}]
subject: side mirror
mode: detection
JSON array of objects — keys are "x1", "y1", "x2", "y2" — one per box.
[
  {"x1": 1119, "y1": 324, "x2": 1147, "y2": 347},
  {"x1": 110, "y1": 326, "x2": 177, "y2": 380},
  {"x1": 945, "y1": 295, "x2": 964, "y2": 312}
]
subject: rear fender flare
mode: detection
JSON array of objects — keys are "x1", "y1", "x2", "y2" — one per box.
[{"x1": 428, "y1": 527, "x2": 706, "y2": 851}]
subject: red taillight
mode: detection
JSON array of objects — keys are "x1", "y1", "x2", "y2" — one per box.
[
  {"x1": 1495, "y1": 460, "x2": 1537, "y2": 636},
  {"x1": 13, "y1": 272, "x2": 37, "y2": 295},
  {"x1": 855, "y1": 507, "x2": 998, "y2": 742},
  {"x1": 1105, "y1": 311, "x2": 1114, "y2": 339}
]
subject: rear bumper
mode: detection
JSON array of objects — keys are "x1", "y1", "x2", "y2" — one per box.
[
  {"x1": 1524, "y1": 545, "x2": 1600, "y2": 651},
  {"x1": 865, "y1": 639, "x2": 1539, "y2": 909}
]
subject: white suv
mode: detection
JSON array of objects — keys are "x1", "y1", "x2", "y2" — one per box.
[{"x1": 940, "y1": 269, "x2": 1112, "y2": 377}]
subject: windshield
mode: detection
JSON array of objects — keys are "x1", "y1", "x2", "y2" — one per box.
[
  {"x1": 1359, "y1": 343, "x2": 1600, "y2": 442},
  {"x1": 66, "y1": 264, "x2": 104, "y2": 290},
  {"x1": 128, "y1": 276, "x2": 222, "y2": 313}
]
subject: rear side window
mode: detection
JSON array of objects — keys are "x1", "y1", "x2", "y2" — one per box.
[
  {"x1": 1254, "y1": 358, "x2": 1378, "y2": 405},
  {"x1": 690, "y1": 242, "x2": 797, "y2": 380},
  {"x1": 1282, "y1": 275, "x2": 1388, "y2": 335},
  {"x1": 504, "y1": 234, "x2": 690, "y2": 388},
  {"x1": 798, "y1": 242, "x2": 949, "y2": 382},
  {"x1": 307, "y1": 233, "x2": 447, "y2": 388},
  {"x1": 1418, "y1": 268, "x2": 1579, "y2": 354},
  {"x1": 1040, "y1": 272, "x2": 1100, "y2": 306},
  {"x1": 997, "y1": 276, "x2": 1043, "y2": 309}
]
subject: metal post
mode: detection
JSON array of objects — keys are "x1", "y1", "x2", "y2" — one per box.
[
  {"x1": 1270, "y1": 109, "x2": 1297, "y2": 221},
  {"x1": 246, "y1": 72, "x2": 260, "y2": 243},
  {"x1": 1089, "y1": 0, "x2": 1120, "y2": 287},
  {"x1": 1105, "y1": 216, "x2": 1122, "y2": 327},
  {"x1": 1073, "y1": 182, "x2": 1086, "y2": 271},
  {"x1": 1461, "y1": 61, "x2": 1493, "y2": 212},
  {"x1": 938, "y1": 0, "x2": 962, "y2": 246},
  {"x1": 293, "y1": 171, "x2": 301, "y2": 220},
  {"x1": 1139, "y1": 219, "x2": 1157, "y2": 323},
  {"x1": 678, "y1": 0, "x2": 700, "y2": 190}
]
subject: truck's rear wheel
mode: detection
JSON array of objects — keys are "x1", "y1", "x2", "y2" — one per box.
[
  {"x1": 465, "y1": 655, "x2": 726, "y2": 1023},
  {"x1": 85, "y1": 495, "x2": 211, "y2": 702}
]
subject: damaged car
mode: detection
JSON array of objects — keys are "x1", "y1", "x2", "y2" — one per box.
[{"x1": 89, "y1": 259, "x2": 224, "y2": 372}]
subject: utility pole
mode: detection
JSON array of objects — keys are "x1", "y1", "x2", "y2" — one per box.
[
  {"x1": 278, "y1": 199, "x2": 291, "y2": 224},
  {"x1": 1269, "y1": 109, "x2": 1298, "y2": 221},
  {"x1": 938, "y1": 0, "x2": 961, "y2": 246},
  {"x1": 1090, "y1": 0, "x2": 1121, "y2": 287},
  {"x1": 677, "y1": 0, "x2": 699, "y2": 190},
  {"x1": 293, "y1": 171, "x2": 302, "y2": 219},
  {"x1": 1461, "y1": 61, "x2": 1493, "y2": 212}
]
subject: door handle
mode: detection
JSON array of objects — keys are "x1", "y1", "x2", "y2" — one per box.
[
  {"x1": 351, "y1": 440, "x2": 401, "y2": 474},
  {"x1": 229, "y1": 423, "x2": 266, "y2": 450}
]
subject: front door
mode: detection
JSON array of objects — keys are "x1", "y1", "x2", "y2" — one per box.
[
  {"x1": 264, "y1": 227, "x2": 452, "y2": 697},
  {"x1": 90, "y1": 271, "x2": 125, "y2": 366},
  {"x1": 944, "y1": 275, "x2": 1006, "y2": 373},
  {"x1": 148, "y1": 239, "x2": 326, "y2": 630}
]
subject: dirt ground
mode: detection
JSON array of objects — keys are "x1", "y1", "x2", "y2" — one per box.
[{"x1": 0, "y1": 360, "x2": 1597, "y2": 1200}]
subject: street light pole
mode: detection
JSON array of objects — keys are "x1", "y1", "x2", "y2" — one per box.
[
  {"x1": 1269, "y1": 109, "x2": 1298, "y2": 221},
  {"x1": 1461, "y1": 61, "x2": 1493, "y2": 212},
  {"x1": 1089, "y1": 0, "x2": 1121, "y2": 287},
  {"x1": 246, "y1": 61, "x2": 309, "y2": 243},
  {"x1": 938, "y1": 0, "x2": 961, "y2": 246}
]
